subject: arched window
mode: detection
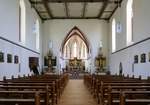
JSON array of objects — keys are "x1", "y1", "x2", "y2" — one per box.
[
  {"x1": 65, "y1": 45, "x2": 67, "y2": 57},
  {"x1": 112, "y1": 18, "x2": 116, "y2": 52},
  {"x1": 61, "y1": 26, "x2": 90, "y2": 59},
  {"x1": 35, "y1": 19, "x2": 40, "y2": 50},
  {"x1": 63, "y1": 35, "x2": 88, "y2": 59},
  {"x1": 73, "y1": 41, "x2": 77, "y2": 57},
  {"x1": 19, "y1": 0, "x2": 26, "y2": 44},
  {"x1": 126, "y1": 0, "x2": 133, "y2": 45}
]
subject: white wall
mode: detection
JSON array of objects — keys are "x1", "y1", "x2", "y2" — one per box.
[
  {"x1": 0, "y1": 0, "x2": 43, "y2": 79},
  {"x1": 43, "y1": 19, "x2": 108, "y2": 73},
  {"x1": 109, "y1": 0, "x2": 150, "y2": 79}
]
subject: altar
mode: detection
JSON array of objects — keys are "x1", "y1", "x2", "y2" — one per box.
[
  {"x1": 64, "y1": 57, "x2": 85, "y2": 79},
  {"x1": 68, "y1": 57, "x2": 85, "y2": 72}
]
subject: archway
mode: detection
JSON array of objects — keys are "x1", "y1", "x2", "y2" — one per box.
[
  {"x1": 61, "y1": 26, "x2": 90, "y2": 59},
  {"x1": 60, "y1": 26, "x2": 91, "y2": 79}
]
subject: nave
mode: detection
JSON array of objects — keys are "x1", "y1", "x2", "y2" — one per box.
[
  {"x1": 1, "y1": 72, "x2": 150, "y2": 105},
  {"x1": 1, "y1": 0, "x2": 150, "y2": 105},
  {"x1": 58, "y1": 80, "x2": 98, "y2": 105}
]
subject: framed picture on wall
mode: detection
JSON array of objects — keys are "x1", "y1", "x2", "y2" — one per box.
[
  {"x1": 0, "y1": 52, "x2": 4, "y2": 62},
  {"x1": 141, "y1": 53, "x2": 146, "y2": 63},
  {"x1": 14, "y1": 55, "x2": 19, "y2": 64},
  {"x1": 134, "y1": 55, "x2": 138, "y2": 63},
  {"x1": 7, "y1": 54, "x2": 12, "y2": 63},
  {"x1": 29, "y1": 57, "x2": 39, "y2": 68}
]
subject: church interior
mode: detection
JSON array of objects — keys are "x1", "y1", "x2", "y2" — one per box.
[{"x1": 0, "y1": 0, "x2": 150, "y2": 105}]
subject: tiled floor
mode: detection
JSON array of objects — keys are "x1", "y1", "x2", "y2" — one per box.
[{"x1": 58, "y1": 80, "x2": 98, "y2": 105}]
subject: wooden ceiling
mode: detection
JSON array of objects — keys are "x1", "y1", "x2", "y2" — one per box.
[{"x1": 29, "y1": 0, "x2": 123, "y2": 21}]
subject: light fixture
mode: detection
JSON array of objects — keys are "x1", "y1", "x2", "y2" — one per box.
[{"x1": 116, "y1": 0, "x2": 122, "y2": 34}]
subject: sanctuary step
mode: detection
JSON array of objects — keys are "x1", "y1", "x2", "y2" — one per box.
[{"x1": 69, "y1": 73, "x2": 84, "y2": 79}]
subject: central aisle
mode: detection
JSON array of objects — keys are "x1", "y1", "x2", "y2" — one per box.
[{"x1": 58, "y1": 80, "x2": 98, "y2": 105}]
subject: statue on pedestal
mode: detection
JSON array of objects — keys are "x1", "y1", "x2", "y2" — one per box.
[
  {"x1": 95, "y1": 44, "x2": 106, "y2": 73},
  {"x1": 43, "y1": 50, "x2": 53, "y2": 73}
]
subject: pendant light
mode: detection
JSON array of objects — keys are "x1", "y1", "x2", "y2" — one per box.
[{"x1": 116, "y1": 0, "x2": 122, "y2": 33}]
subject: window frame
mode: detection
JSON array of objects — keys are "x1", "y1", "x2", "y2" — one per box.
[
  {"x1": 126, "y1": 0, "x2": 134, "y2": 46},
  {"x1": 112, "y1": 18, "x2": 116, "y2": 53}
]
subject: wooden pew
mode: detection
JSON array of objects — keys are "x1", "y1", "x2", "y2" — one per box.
[
  {"x1": 1, "y1": 73, "x2": 69, "y2": 104},
  {"x1": 0, "y1": 91, "x2": 42, "y2": 105},
  {"x1": 93, "y1": 75, "x2": 147, "y2": 100},
  {"x1": 0, "y1": 85, "x2": 54, "y2": 105},
  {"x1": 105, "y1": 86, "x2": 150, "y2": 105},
  {"x1": 84, "y1": 74, "x2": 150, "y2": 105},
  {"x1": 97, "y1": 82, "x2": 150, "y2": 104},
  {"x1": 1, "y1": 80, "x2": 59, "y2": 104},
  {"x1": 106, "y1": 90, "x2": 150, "y2": 105},
  {"x1": 120, "y1": 91, "x2": 150, "y2": 105},
  {"x1": 0, "y1": 73, "x2": 69, "y2": 105}
]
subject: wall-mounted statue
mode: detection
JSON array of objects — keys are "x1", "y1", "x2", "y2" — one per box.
[{"x1": 119, "y1": 62, "x2": 123, "y2": 75}]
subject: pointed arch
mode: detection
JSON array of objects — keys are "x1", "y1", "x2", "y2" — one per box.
[{"x1": 60, "y1": 26, "x2": 90, "y2": 59}]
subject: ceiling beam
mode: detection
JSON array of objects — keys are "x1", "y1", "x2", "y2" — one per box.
[
  {"x1": 28, "y1": 0, "x2": 43, "y2": 20},
  {"x1": 108, "y1": 5, "x2": 118, "y2": 20},
  {"x1": 31, "y1": 0, "x2": 117, "y2": 3},
  {"x1": 82, "y1": 2, "x2": 87, "y2": 18},
  {"x1": 30, "y1": 1, "x2": 43, "y2": 4},
  {"x1": 104, "y1": 11, "x2": 113, "y2": 13},
  {"x1": 48, "y1": 0, "x2": 104, "y2": 2},
  {"x1": 44, "y1": 17, "x2": 107, "y2": 20},
  {"x1": 29, "y1": 0, "x2": 123, "y2": 21},
  {"x1": 42, "y1": 0, "x2": 53, "y2": 18},
  {"x1": 38, "y1": 11, "x2": 48, "y2": 13},
  {"x1": 97, "y1": 0, "x2": 109, "y2": 18},
  {"x1": 108, "y1": 0, "x2": 123, "y2": 20},
  {"x1": 64, "y1": 2, "x2": 69, "y2": 17}
]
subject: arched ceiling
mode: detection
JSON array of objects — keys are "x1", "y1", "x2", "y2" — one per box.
[{"x1": 29, "y1": 0, "x2": 123, "y2": 21}]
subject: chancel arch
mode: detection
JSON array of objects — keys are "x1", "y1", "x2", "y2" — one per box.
[
  {"x1": 61, "y1": 26, "x2": 90, "y2": 60},
  {"x1": 60, "y1": 26, "x2": 91, "y2": 75}
]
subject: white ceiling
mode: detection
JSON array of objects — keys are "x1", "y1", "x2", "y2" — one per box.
[
  {"x1": 85, "y1": 3, "x2": 103, "y2": 17},
  {"x1": 49, "y1": 3, "x2": 66, "y2": 17},
  {"x1": 35, "y1": 4, "x2": 46, "y2": 11},
  {"x1": 105, "y1": 3, "x2": 117, "y2": 11},
  {"x1": 68, "y1": 3, "x2": 83, "y2": 17}
]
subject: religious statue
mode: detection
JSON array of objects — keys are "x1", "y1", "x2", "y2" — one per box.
[
  {"x1": 95, "y1": 42, "x2": 106, "y2": 73},
  {"x1": 119, "y1": 62, "x2": 123, "y2": 75},
  {"x1": 43, "y1": 49, "x2": 54, "y2": 73}
]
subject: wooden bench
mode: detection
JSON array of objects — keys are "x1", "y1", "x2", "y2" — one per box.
[
  {"x1": 0, "y1": 85, "x2": 54, "y2": 105},
  {"x1": 1, "y1": 73, "x2": 69, "y2": 104},
  {"x1": 120, "y1": 91, "x2": 150, "y2": 105},
  {"x1": 84, "y1": 74, "x2": 150, "y2": 105},
  {"x1": 106, "y1": 90, "x2": 150, "y2": 105},
  {"x1": 0, "y1": 91, "x2": 43, "y2": 105},
  {"x1": 93, "y1": 75, "x2": 147, "y2": 97},
  {"x1": 1, "y1": 80, "x2": 59, "y2": 104},
  {"x1": 0, "y1": 73, "x2": 69, "y2": 105},
  {"x1": 103, "y1": 86, "x2": 150, "y2": 105}
]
